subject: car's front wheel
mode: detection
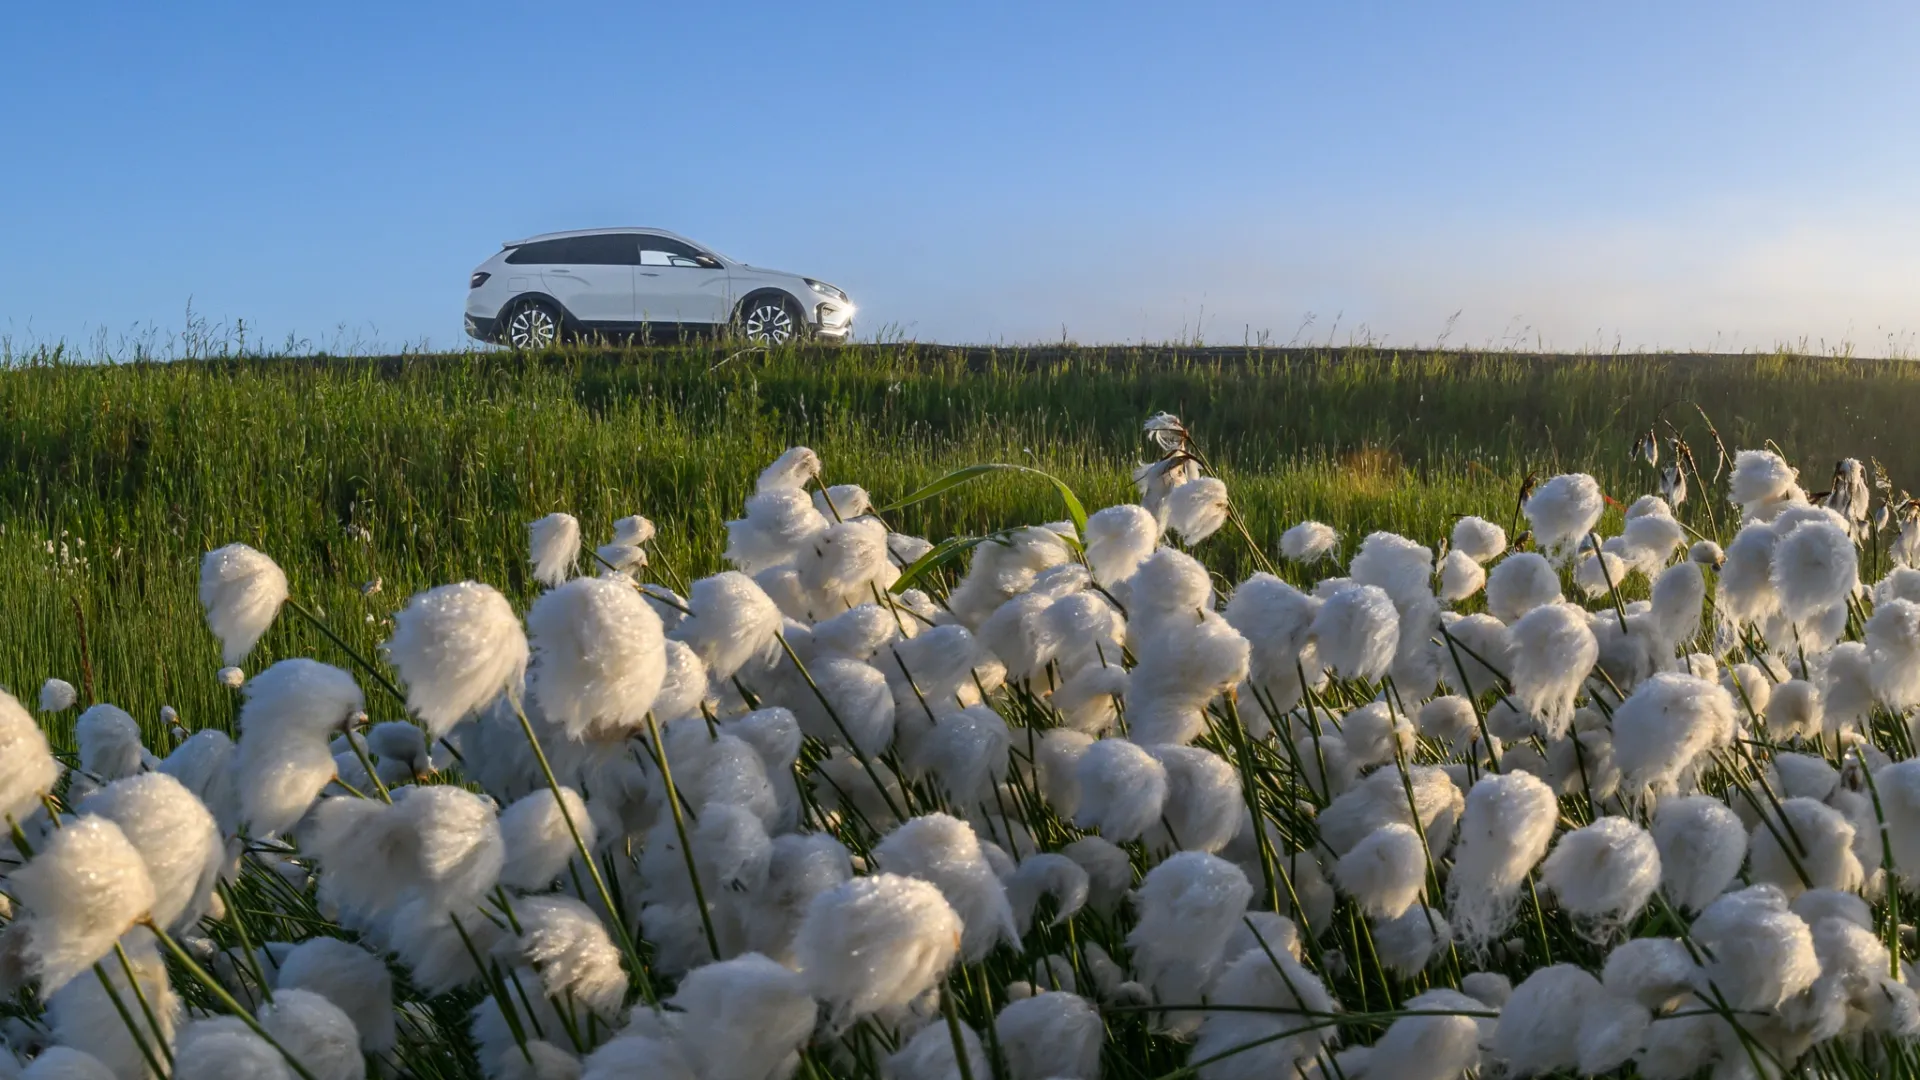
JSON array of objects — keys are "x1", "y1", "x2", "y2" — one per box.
[
  {"x1": 503, "y1": 299, "x2": 562, "y2": 349},
  {"x1": 737, "y1": 295, "x2": 804, "y2": 347}
]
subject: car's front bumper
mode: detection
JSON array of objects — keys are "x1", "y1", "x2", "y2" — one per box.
[
  {"x1": 465, "y1": 314, "x2": 498, "y2": 342},
  {"x1": 814, "y1": 300, "x2": 855, "y2": 339}
]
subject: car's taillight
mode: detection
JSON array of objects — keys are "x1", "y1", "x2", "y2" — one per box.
[{"x1": 470, "y1": 272, "x2": 491, "y2": 289}]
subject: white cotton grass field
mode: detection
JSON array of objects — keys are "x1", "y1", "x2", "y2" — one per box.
[{"x1": 18, "y1": 398, "x2": 1920, "y2": 1079}]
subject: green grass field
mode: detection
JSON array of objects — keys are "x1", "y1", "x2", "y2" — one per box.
[
  {"x1": 6, "y1": 342, "x2": 1920, "y2": 745},
  {"x1": 12, "y1": 341, "x2": 1920, "y2": 1077}
]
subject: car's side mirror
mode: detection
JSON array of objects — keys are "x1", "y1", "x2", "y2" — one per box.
[{"x1": 695, "y1": 255, "x2": 722, "y2": 269}]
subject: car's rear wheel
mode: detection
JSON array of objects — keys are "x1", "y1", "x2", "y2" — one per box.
[
  {"x1": 738, "y1": 295, "x2": 804, "y2": 347},
  {"x1": 503, "y1": 299, "x2": 562, "y2": 349}
]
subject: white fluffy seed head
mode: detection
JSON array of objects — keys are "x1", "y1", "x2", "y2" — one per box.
[
  {"x1": 77, "y1": 772, "x2": 223, "y2": 932},
  {"x1": 798, "y1": 517, "x2": 895, "y2": 604},
  {"x1": 1820, "y1": 640, "x2": 1876, "y2": 735},
  {"x1": 1872, "y1": 760, "x2": 1920, "y2": 883},
  {"x1": 7, "y1": 815, "x2": 156, "y2": 995},
  {"x1": 1540, "y1": 816, "x2": 1661, "y2": 929},
  {"x1": 1690, "y1": 884, "x2": 1819, "y2": 1011},
  {"x1": 1611, "y1": 673, "x2": 1736, "y2": 795},
  {"x1": 1367, "y1": 987, "x2": 1484, "y2": 1080},
  {"x1": 1749, "y1": 797, "x2": 1863, "y2": 897},
  {"x1": 670, "y1": 571, "x2": 784, "y2": 681},
  {"x1": 1349, "y1": 531, "x2": 1436, "y2": 611},
  {"x1": 1124, "y1": 616, "x2": 1250, "y2": 745},
  {"x1": 254, "y1": 989, "x2": 363, "y2": 1080},
  {"x1": 667, "y1": 952, "x2": 816, "y2": 1080},
  {"x1": 1729, "y1": 449, "x2": 1803, "y2": 516},
  {"x1": 173, "y1": 1019, "x2": 292, "y2": 1079},
  {"x1": 504, "y1": 895, "x2": 627, "y2": 1018},
  {"x1": 527, "y1": 576, "x2": 666, "y2": 738},
  {"x1": 757, "y1": 446, "x2": 822, "y2": 491},
  {"x1": 0, "y1": 688, "x2": 60, "y2": 826},
  {"x1": 498, "y1": 786, "x2": 595, "y2": 891},
  {"x1": 385, "y1": 582, "x2": 529, "y2": 737},
  {"x1": 1145, "y1": 744, "x2": 1244, "y2": 854},
  {"x1": 636, "y1": 638, "x2": 702, "y2": 724},
  {"x1": 1447, "y1": 771, "x2": 1558, "y2": 952},
  {"x1": 1770, "y1": 519, "x2": 1857, "y2": 647},
  {"x1": 400, "y1": 786, "x2": 507, "y2": 906},
  {"x1": 726, "y1": 489, "x2": 828, "y2": 573},
  {"x1": 1651, "y1": 794, "x2": 1748, "y2": 911},
  {"x1": 275, "y1": 937, "x2": 395, "y2": 1053},
  {"x1": 1438, "y1": 548, "x2": 1487, "y2": 602},
  {"x1": 1128, "y1": 852, "x2": 1254, "y2": 1032},
  {"x1": 1523, "y1": 474, "x2": 1604, "y2": 557},
  {"x1": 1280, "y1": 520, "x2": 1340, "y2": 564},
  {"x1": 36, "y1": 678, "x2": 76, "y2": 713},
  {"x1": 1485, "y1": 552, "x2": 1561, "y2": 622},
  {"x1": 1166, "y1": 476, "x2": 1231, "y2": 544},
  {"x1": 794, "y1": 872, "x2": 961, "y2": 1025},
  {"x1": 526, "y1": 512, "x2": 582, "y2": 587},
  {"x1": 1079, "y1": 504, "x2": 1156, "y2": 587},
  {"x1": 75, "y1": 703, "x2": 143, "y2": 781},
  {"x1": 1371, "y1": 904, "x2": 1453, "y2": 979},
  {"x1": 1334, "y1": 823, "x2": 1427, "y2": 921},
  {"x1": 887, "y1": 1016, "x2": 989, "y2": 1080},
  {"x1": 1506, "y1": 603, "x2": 1598, "y2": 739},
  {"x1": 1573, "y1": 549, "x2": 1628, "y2": 599},
  {"x1": 240, "y1": 658, "x2": 366, "y2": 741},
  {"x1": 1309, "y1": 583, "x2": 1398, "y2": 681},
  {"x1": 995, "y1": 991, "x2": 1104, "y2": 1080},
  {"x1": 1647, "y1": 559, "x2": 1705, "y2": 648},
  {"x1": 910, "y1": 705, "x2": 1011, "y2": 805},
  {"x1": 1187, "y1": 940, "x2": 1336, "y2": 1066},
  {"x1": 872, "y1": 813, "x2": 1018, "y2": 962},
  {"x1": 1491, "y1": 964, "x2": 1601, "y2": 1076},
  {"x1": 1452, "y1": 516, "x2": 1508, "y2": 563},
  {"x1": 1867, "y1": 597, "x2": 1920, "y2": 711},
  {"x1": 45, "y1": 935, "x2": 176, "y2": 1079},
  {"x1": 1073, "y1": 737, "x2": 1170, "y2": 842},
  {"x1": 1718, "y1": 522, "x2": 1780, "y2": 627},
  {"x1": 199, "y1": 543, "x2": 290, "y2": 665},
  {"x1": 1220, "y1": 572, "x2": 1318, "y2": 696}
]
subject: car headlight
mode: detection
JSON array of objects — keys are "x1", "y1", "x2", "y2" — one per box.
[{"x1": 804, "y1": 278, "x2": 847, "y2": 302}]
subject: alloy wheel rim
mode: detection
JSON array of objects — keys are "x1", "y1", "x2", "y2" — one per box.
[
  {"x1": 508, "y1": 308, "x2": 556, "y2": 348},
  {"x1": 744, "y1": 304, "x2": 794, "y2": 345}
]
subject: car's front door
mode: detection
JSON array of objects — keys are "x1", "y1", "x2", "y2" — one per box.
[
  {"x1": 634, "y1": 235, "x2": 732, "y2": 327},
  {"x1": 540, "y1": 235, "x2": 637, "y2": 326}
]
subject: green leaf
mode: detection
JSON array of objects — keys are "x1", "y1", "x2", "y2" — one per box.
[
  {"x1": 888, "y1": 534, "x2": 989, "y2": 594},
  {"x1": 881, "y1": 463, "x2": 1090, "y2": 538}
]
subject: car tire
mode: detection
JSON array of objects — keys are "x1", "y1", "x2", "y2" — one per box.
[
  {"x1": 736, "y1": 294, "x2": 806, "y2": 347},
  {"x1": 503, "y1": 299, "x2": 563, "y2": 350}
]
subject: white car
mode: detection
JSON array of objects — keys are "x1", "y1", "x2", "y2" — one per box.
[{"x1": 465, "y1": 227, "x2": 854, "y2": 348}]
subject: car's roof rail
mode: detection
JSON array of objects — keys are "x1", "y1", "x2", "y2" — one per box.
[{"x1": 504, "y1": 226, "x2": 684, "y2": 246}]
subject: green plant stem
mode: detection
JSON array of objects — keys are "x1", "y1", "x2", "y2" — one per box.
[
  {"x1": 145, "y1": 918, "x2": 323, "y2": 1080},
  {"x1": 506, "y1": 695, "x2": 658, "y2": 1004},
  {"x1": 644, "y1": 710, "x2": 722, "y2": 961}
]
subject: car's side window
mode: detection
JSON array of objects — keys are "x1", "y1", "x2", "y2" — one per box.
[
  {"x1": 504, "y1": 239, "x2": 571, "y2": 265},
  {"x1": 572, "y1": 235, "x2": 641, "y2": 266},
  {"x1": 638, "y1": 236, "x2": 713, "y2": 269}
]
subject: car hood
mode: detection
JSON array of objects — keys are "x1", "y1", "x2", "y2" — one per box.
[{"x1": 729, "y1": 263, "x2": 806, "y2": 282}]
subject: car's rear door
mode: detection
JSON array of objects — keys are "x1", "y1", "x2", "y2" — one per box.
[
  {"x1": 539, "y1": 235, "x2": 636, "y2": 325},
  {"x1": 635, "y1": 235, "x2": 732, "y2": 326}
]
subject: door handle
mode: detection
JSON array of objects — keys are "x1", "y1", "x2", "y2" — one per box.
[
  {"x1": 640, "y1": 272, "x2": 660, "y2": 277},
  {"x1": 550, "y1": 268, "x2": 572, "y2": 274}
]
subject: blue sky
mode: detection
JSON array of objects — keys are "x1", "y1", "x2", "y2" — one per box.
[{"x1": 3, "y1": 2, "x2": 1917, "y2": 353}]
